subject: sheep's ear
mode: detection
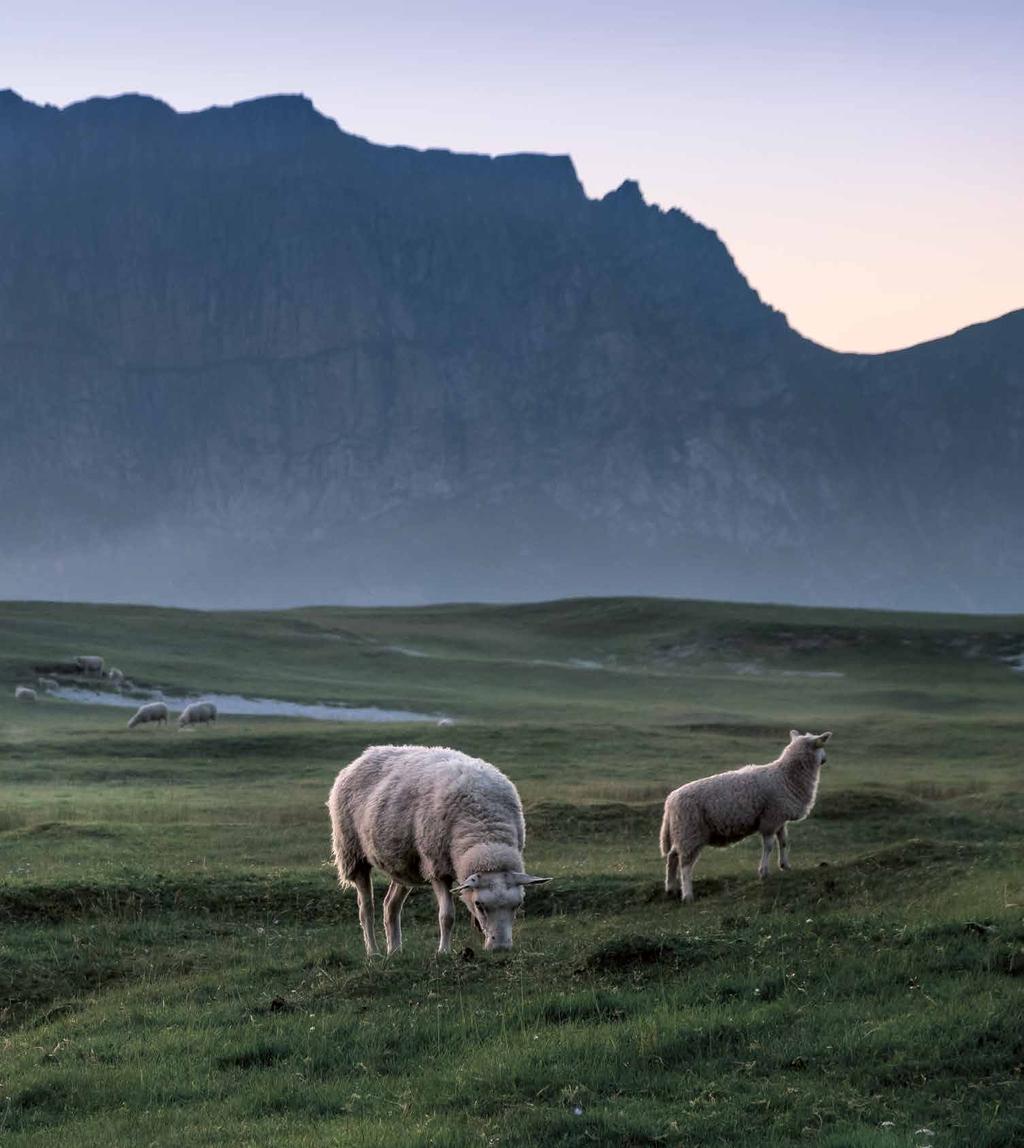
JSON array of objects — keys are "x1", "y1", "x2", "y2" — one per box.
[
  {"x1": 789, "y1": 729, "x2": 801, "y2": 741},
  {"x1": 512, "y1": 873, "x2": 552, "y2": 886},
  {"x1": 453, "y1": 874, "x2": 480, "y2": 893},
  {"x1": 815, "y1": 732, "x2": 832, "y2": 747}
]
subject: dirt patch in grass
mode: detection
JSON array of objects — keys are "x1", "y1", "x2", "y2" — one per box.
[
  {"x1": 218, "y1": 1042, "x2": 292, "y2": 1070},
  {"x1": 579, "y1": 933, "x2": 719, "y2": 973}
]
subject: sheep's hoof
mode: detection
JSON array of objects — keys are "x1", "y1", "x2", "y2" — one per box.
[{"x1": 681, "y1": 893, "x2": 694, "y2": 904}]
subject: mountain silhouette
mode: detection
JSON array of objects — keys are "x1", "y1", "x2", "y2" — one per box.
[{"x1": 0, "y1": 90, "x2": 1020, "y2": 610}]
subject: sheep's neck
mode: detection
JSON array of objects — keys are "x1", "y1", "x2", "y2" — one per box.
[
  {"x1": 456, "y1": 842, "x2": 524, "y2": 883},
  {"x1": 779, "y1": 754, "x2": 821, "y2": 815}
]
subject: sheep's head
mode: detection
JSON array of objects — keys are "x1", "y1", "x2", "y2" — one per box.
[
  {"x1": 789, "y1": 729, "x2": 832, "y2": 766},
  {"x1": 453, "y1": 871, "x2": 551, "y2": 952}
]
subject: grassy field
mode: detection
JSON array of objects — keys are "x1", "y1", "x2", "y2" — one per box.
[{"x1": 1, "y1": 596, "x2": 1022, "y2": 1146}]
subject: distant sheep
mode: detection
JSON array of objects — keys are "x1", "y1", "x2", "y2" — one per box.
[
  {"x1": 661, "y1": 730, "x2": 833, "y2": 902},
  {"x1": 328, "y1": 745, "x2": 550, "y2": 955},
  {"x1": 437, "y1": 717, "x2": 454, "y2": 728},
  {"x1": 107, "y1": 667, "x2": 125, "y2": 685},
  {"x1": 178, "y1": 701, "x2": 217, "y2": 728},
  {"x1": 37, "y1": 677, "x2": 59, "y2": 690},
  {"x1": 127, "y1": 702, "x2": 169, "y2": 730},
  {"x1": 14, "y1": 686, "x2": 37, "y2": 702},
  {"x1": 75, "y1": 655, "x2": 104, "y2": 675}
]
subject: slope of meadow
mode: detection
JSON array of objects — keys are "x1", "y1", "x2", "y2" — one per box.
[{"x1": 1, "y1": 598, "x2": 1022, "y2": 1146}]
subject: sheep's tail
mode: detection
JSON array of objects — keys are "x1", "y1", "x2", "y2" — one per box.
[
  {"x1": 327, "y1": 779, "x2": 359, "y2": 889},
  {"x1": 659, "y1": 805, "x2": 673, "y2": 857}
]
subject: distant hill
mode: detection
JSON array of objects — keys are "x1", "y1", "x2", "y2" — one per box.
[{"x1": 0, "y1": 90, "x2": 1020, "y2": 610}]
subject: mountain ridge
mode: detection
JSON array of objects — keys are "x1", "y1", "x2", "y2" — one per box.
[{"x1": 0, "y1": 91, "x2": 1020, "y2": 611}]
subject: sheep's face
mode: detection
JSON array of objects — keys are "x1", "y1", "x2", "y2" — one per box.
[
  {"x1": 789, "y1": 729, "x2": 832, "y2": 766},
  {"x1": 455, "y1": 871, "x2": 551, "y2": 952}
]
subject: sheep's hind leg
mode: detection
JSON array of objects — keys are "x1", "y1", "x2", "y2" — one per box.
[
  {"x1": 431, "y1": 879, "x2": 456, "y2": 954},
  {"x1": 758, "y1": 833, "x2": 776, "y2": 880},
  {"x1": 665, "y1": 850, "x2": 681, "y2": 897},
  {"x1": 679, "y1": 848, "x2": 701, "y2": 903},
  {"x1": 776, "y1": 824, "x2": 790, "y2": 870},
  {"x1": 383, "y1": 881, "x2": 411, "y2": 955},
  {"x1": 351, "y1": 864, "x2": 379, "y2": 956}
]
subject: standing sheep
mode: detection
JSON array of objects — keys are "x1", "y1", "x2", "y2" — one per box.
[
  {"x1": 127, "y1": 701, "x2": 169, "y2": 730},
  {"x1": 328, "y1": 745, "x2": 550, "y2": 956},
  {"x1": 75, "y1": 656, "x2": 105, "y2": 675},
  {"x1": 14, "y1": 686, "x2": 37, "y2": 702},
  {"x1": 107, "y1": 667, "x2": 125, "y2": 685},
  {"x1": 178, "y1": 701, "x2": 217, "y2": 728},
  {"x1": 661, "y1": 730, "x2": 833, "y2": 902}
]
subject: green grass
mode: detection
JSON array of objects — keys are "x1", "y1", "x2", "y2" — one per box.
[{"x1": 1, "y1": 596, "x2": 1023, "y2": 1146}]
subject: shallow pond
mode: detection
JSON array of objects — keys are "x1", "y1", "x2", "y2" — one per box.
[{"x1": 47, "y1": 686, "x2": 438, "y2": 723}]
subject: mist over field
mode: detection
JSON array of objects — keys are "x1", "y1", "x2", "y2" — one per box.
[{"x1": 1, "y1": 90, "x2": 1020, "y2": 613}]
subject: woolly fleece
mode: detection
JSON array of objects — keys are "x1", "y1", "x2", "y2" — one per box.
[{"x1": 329, "y1": 744, "x2": 526, "y2": 888}]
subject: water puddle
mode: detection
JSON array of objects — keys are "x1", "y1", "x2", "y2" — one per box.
[{"x1": 47, "y1": 686, "x2": 437, "y2": 723}]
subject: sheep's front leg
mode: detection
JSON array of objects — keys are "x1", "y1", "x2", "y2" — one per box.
[
  {"x1": 776, "y1": 824, "x2": 790, "y2": 870},
  {"x1": 665, "y1": 850, "x2": 681, "y2": 896},
  {"x1": 383, "y1": 881, "x2": 411, "y2": 955},
  {"x1": 431, "y1": 879, "x2": 455, "y2": 954},
  {"x1": 758, "y1": 833, "x2": 775, "y2": 880},
  {"x1": 351, "y1": 865, "x2": 379, "y2": 956}
]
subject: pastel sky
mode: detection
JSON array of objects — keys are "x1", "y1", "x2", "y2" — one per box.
[{"x1": 3, "y1": 0, "x2": 1021, "y2": 352}]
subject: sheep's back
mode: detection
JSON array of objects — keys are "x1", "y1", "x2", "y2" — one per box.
[
  {"x1": 670, "y1": 764, "x2": 773, "y2": 841},
  {"x1": 330, "y1": 746, "x2": 523, "y2": 883}
]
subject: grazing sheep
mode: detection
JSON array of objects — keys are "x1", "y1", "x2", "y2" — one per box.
[
  {"x1": 661, "y1": 730, "x2": 833, "y2": 902},
  {"x1": 107, "y1": 667, "x2": 125, "y2": 685},
  {"x1": 14, "y1": 686, "x2": 37, "y2": 702},
  {"x1": 328, "y1": 745, "x2": 550, "y2": 956},
  {"x1": 75, "y1": 655, "x2": 105, "y2": 675},
  {"x1": 127, "y1": 701, "x2": 169, "y2": 730},
  {"x1": 37, "y1": 677, "x2": 59, "y2": 690},
  {"x1": 178, "y1": 701, "x2": 217, "y2": 728}
]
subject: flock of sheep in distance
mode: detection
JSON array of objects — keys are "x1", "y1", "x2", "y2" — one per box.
[
  {"x1": 16, "y1": 653, "x2": 218, "y2": 728},
  {"x1": 15, "y1": 653, "x2": 832, "y2": 955}
]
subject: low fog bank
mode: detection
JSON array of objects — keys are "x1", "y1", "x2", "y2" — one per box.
[{"x1": 0, "y1": 526, "x2": 1018, "y2": 614}]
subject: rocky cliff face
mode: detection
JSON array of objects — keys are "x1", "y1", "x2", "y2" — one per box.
[{"x1": 0, "y1": 90, "x2": 1020, "y2": 610}]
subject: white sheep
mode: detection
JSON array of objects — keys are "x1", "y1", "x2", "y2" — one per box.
[
  {"x1": 127, "y1": 701, "x2": 169, "y2": 730},
  {"x1": 14, "y1": 686, "x2": 37, "y2": 702},
  {"x1": 328, "y1": 745, "x2": 550, "y2": 955},
  {"x1": 37, "y1": 677, "x2": 59, "y2": 690},
  {"x1": 178, "y1": 701, "x2": 217, "y2": 728},
  {"x1": 107, "y1": 667, "x2": 125, "y2": 685},
  {"x1": 661, "y1": 730, "x2": 832, "y2": 902},
  {"x1": 75, "y1": 655, "x2": 104, "y2": 675},
  {"x1": 436, "y1": 717, "x2": 454, "y2": 728}
]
